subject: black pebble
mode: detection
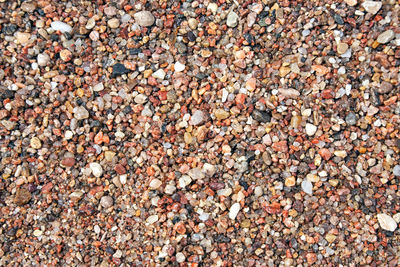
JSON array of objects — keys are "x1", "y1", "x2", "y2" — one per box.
[{"x1": 112, "y1": 63, "x2": 131, "y2": 77}]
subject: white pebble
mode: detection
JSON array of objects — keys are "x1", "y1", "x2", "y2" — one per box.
[
  {"x1": 377, "y1": 213, "x2": 397, "y2": 232},
  {"x1": 174, "y1": 62, "x2": 186, "y2": 72},
  {"x1": 51, "y1": 21, "x2": 73, "y2": 33},
  {"x1": 301, "y1": 180, "x2": 313, "y2": 195},
  {"x1": 229, "y1": 203, "x2": 241, "y2": 220},
  {"x1": 89, "y1": 162, "x2": 103, "y2": 177},
  {"x1": 305, "y1": 123, "x2": 317, "y2": 136}
]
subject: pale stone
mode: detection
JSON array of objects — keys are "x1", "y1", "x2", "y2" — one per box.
[
  {"x1": 146, "y1": 215, "x2": 159, "y2": 224},
  {"x1": 37, "y1": 53, "x2": 50, "y2": 66},
  {"x1": 226, "y1": 12, "x2": 239, "y2": 28},
  {"x1": 229, "y1": 202, "x2": 241, "y2": 220},
  {"x1": 152, "y1": 69, "x2": 166, "y2": 79},
  {"x1": 134, "y1": 11, "x2": 155, "y2": 27},
  {"x1": 377, "y1": 30, "x2": 394, "y2": 44},
  {"x1": 174, "y1": 62, "x2": 186, "y2": 72},
  {"x1": 100, "y1": 196, "x2": 113, "y2": 208},
  {"x1": 90, "y1": 162, "x2": 103, "y2": 177},
  {"x1": 377, "y1": 213, "x2": 397, "y2": 232},
  {"x1": 149, "y1": 179, "x2": 162, "y2": 189},
  {"x1": 30, "y1": 137, "x2": 42, "y2": 149},
  {"x1": 361, "y1": 1, "x2": 382, "y2": 15},
  {"x1": 15, "y1": 32, "x2": 30, "y2": 44},
  {"x1": 93, "y1": 82, "x2": 104, "y2": 92},
  {"x1": 305, "y1": 123, "x2": 317, "y2": 136},
  {"x1": 51, "y1": 21, "x2": 73, "y2": 33},
  {"x1": 108, "y1": 18, "x2": 120, "y2": 29}
]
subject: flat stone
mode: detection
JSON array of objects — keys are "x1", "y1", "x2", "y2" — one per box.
[
  {"x1": 90, "y1": 162, "x2": 103, "y2": 177},
  {"x1": 86, "y1": 18, "x2": 96, "y2": 30},
  {"x1": 214, "y1": 109, "x2": 230, "y2": 120},
  {"x1": 51, "y1": 21, "x2": 73, "y2": 33},
  {"x1": 146, "y1": 215, "x2": 158, "y2": 224},
  {"x1": 226, "y1": 11, "x2": 239, "y2": 27},
  {"x1": 377, "y1": 30, "x2": 394, "y2": 44},
  {"x1": 134, "y1": 94, "x2": 147, "y2": 104},
  {"x1": 302, "y1": 180, "x2": 313, "y2": 195},
  {"x1": 305, "y1": 123, "x2": 317, "y2": 136},
  {"x1": 112, "y1": 63, "x2": 131, "y2": 77},
  {"x1": 377, "y1": 213, "x2": 397, "y2": 232},
  {"x1": 93, "y1": 82, "x2": 104, "y2": 92},
  {"x1": 149, "y1": 179, "x2": 162, "y2": 189},
  {"x1": 361, "y1": 1, "x2": 382, "y2": 15},
  {"x1": 134, "y1": 11, "x2": 155, "y2": 27},
  {"x1": 229, "y1": 203, "x2": 241, "y2": 220}
]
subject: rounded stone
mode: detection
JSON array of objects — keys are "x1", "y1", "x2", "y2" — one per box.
[
  {"x1": 100, "y1": 196, "x2": 113, "y2": 208},
  {"x1": 134, "y1": 11, "x2": 155, "y2": 27}
]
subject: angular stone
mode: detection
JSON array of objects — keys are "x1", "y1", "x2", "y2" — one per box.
[
  {"x1": 112, "y1": 63, "x2": 131, "y2": 77},
  {"x1": 15, "y1": 188, "x2": 31, "y2": 205},
  {"x1": 149, "y1": 179, "x2": 162, "y2": 189},
  {"x1": 30, "y1": 137, "x2": 41, "y2": 149},
  {"x1": 73, "y1": 106, "x2": 89, "y2": 120},
  {"x1": 362, "y1": 1, "x2": 382, "y2": 15},
  {"x1": 174, "y1": 62, "x2": 185, "y2": 72},
  {"x1": 378, "y1": 81, "x2": 393, "y2": 94},
  {"x1": 37, "y1": 53, "x2": 50, "y2": 66},
  {"x1": 252, "y1": 109, "x2": 271, "y2": 123},
  {"x1": 214, "y1": 109, "x2": 230, "y2": 120},
  {"x1": 190, "y1": 110, "x2": 207, "y2": 126},
  {"x1": 229, "y1": 203, "x2": 241, "y2": 220}
]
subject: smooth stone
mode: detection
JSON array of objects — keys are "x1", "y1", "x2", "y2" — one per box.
[
  {"x1": 393, "y1": 165, "x2": 400, "y2": 176},
  {"x1": 174, "y1": 62, "x2": 185, "y2": 72},
  {"x1": 86, "y1": 18, "x2": 96, "y2": 29},
  {"x1": 37, "y1": 53, "x2": 50, "y2": 66},
  {"x1": 89, "y1": 162, "x2": 103, "y2": 177},
  {"x1": 202, "y1": 163, "x2": 216, "y2": 176},
  {"x1": 15, "y1": 32, "x2": 30, "y2": 44},
  {"x1": 100, "y1": 196, "x2": 113, "y2": 208},
  {"x1": 337, "y1": 42, "x2": 348, "y2": 54},
  {"x1": 21, "y1": 2, "x2": 36, "y2": 12},
  {"x1": 305, "y1": 123, "x2": 317, "y2": 136},
  {"x1": 15, "y1": 188, "x2": 31, "y2": 205},
  {"x1": 226, "y1": 11, "x2": 239, "y2": 28},
  {"x1": 93, "y1": 82, "x2": 104, "y2": 92},
  {"x1": 107, "y1": 18, "x2": 120, "y2": 29},
  {"x1": 345, "y1": 0, "x2": 357, "y2": 6},
  {"x1": 176, "y1": 252, "x2": 186, "y2": 263},
  {"x1": 377, "y1": 30, "x2": 394, "y2": 44},
  {"x1": 30, "y1": 137, "x2": 41, "y2": 149},
  {"x1": 214, "y1": 109, "x2": 230, "y2": 120},
  {"x1": 229, "y1": 203, "x2": 241, "y2": 220},
  {"x1": 164, "y1": 184, "x2": 176, "y2": 195},
  {"x1": 134, "y1": 11, "x2": 155, "y2": 27},
  {"x1": 152, "y1": 69, "x2": 166, "y2": 79},
  {"x1": 377, "y1": 214, "x2": 397, "y2": 232},
  {"x1": 149, "y1": 179, "x2": 162, "y2": 189},
  {"x1": 207, "y1": 3, "x2": 218, "y2": 14},
  {"x1": 361, "y1": 1, "x2": 382, "y2": 14},
  {"x1": 188, "y1": 168, "x2": 205, "y2": 180},
  {"x1": 301, "y1": 180, "x2": 313, "y2": 195},
  {"x1": 51, "y1": 21, "x2": 73, "y2": 33},
  {"x1": 146, "y1": 215, "x2": 159, "y2": 224},
  {"x1": 134, "y1": 94, "x2": 147, "y2": 104}
]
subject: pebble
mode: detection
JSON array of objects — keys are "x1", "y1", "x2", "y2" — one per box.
[
  {"x1": 345, "y1": 0, "x2": 357, "y2": 6},
  {"x1": 100, "y1": 196, "x2": 113, "y2": 208},
  {"x1": 30, "y1": 137, "x2": 41, "y2": 149},
  {"x1": 378, "y1": 81, "x2": 393, "y2": 94},
  {"x1": 21, "y1": 2, "x2": 36, "y2": 12},
  {"x1": 73, "y1": 106, "x2": 89, "y2": 120},
  {"x1": 377, "y1": 214, "x2": 397, "y2": 232},
  {"x1": 146, "y1": 215, "x2": 159, "y2": 224},
  {"x1": 15, "y1": 32, "x2": 30, "y2": 44},
  {"x1": 301, "y1": 180, "x2": 313, "y2": 195},
  {"x1": 337, "y1": 42, "x2": 348, "y2": 54},
  {"x1": 33, "y1": 230, "x2": 43, "y2": 237},
  {"x1": 226, "y1": 12, "x2": 239, "y2": 28},
  {"x1": 393, "y1": 165, "x2": 400, "y2": 176},
  {"x1": 252, "y1": 109, "x2": 271, "y2": 123},
  {"x1": 149, "y1": 179, "x2": 162, "y2": 189},
  {"x1": 229, "y1": 203, "x2": 241, "y2": 220},
  {"x1": 107, "y1": 18, "x2": 120, "y2": 29},
  {"x1": 377, "y1": 30, "x2": 394, "y2": 44},
  {"x1": 176, "y1": 252, "x2": 186, "y2": 263},
  {"x1": 214, "y1": 109, "x2": 230, "y2": 120},
  {"x1": 207, "y1": 3, "x2": 218, "y2": 14},
  {"x1": 86, "y1": 18, "x2": 96, "y2": 30},
  {"x1": 14, "y1": 188, "x2": 31, "y2": 205},
  {"x1": 90, "y1": 162, "x2": 103, "y2": 177},
  {"x1": 112, "y1": 63, "x2": 131, "y2": 77},
  {"x1": 152, "y1": 69, "x2": 166, "y2": 80},
  {"x1": 361, "y1": 1, "x2": 382, "y2": 15},
  {"x1": 174, "y1": 62, "x2": 185, "y2": 73},
  {"x1": 92, "y1": 82, "x2": 104, "y2": 92},
  {"x1": 51, "y1": 21, "x2": 73, "y2": 33},
  {"x1": 345, "y1": 112, "x2": 357, "y2": 126},
  {"x1": 37, "y1": 53, "x2": 50, "y2": 66},
  {"x1": 134, "y1": 11, "x2": 155, "y2": 27},
  {"x1": 190, "y1": 110, "x2": 207, "y2": 126},
  {"x1": 305, "y1": 123, "x2": 317, "y2": 136}
]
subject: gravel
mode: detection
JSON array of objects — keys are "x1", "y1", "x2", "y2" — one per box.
[{"x1": 1, "y1": 1, "x2": 399, "y2": 266}]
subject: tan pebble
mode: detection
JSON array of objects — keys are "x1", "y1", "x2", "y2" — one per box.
[{"x1": 30, "y1": 137, "x2": 42, "y2": 149}]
